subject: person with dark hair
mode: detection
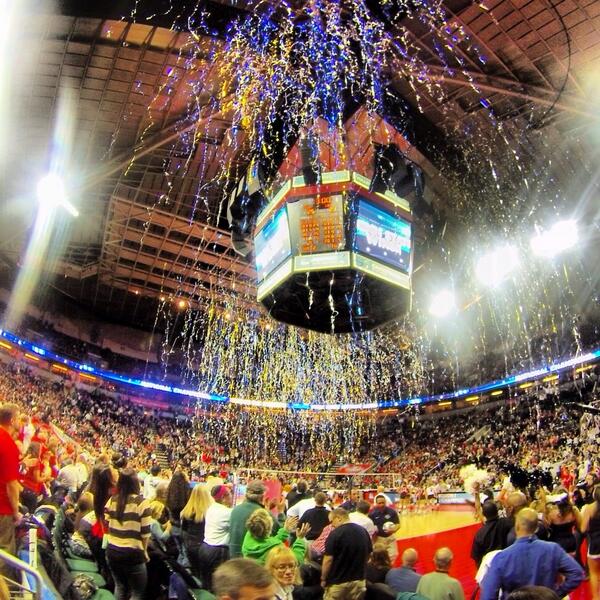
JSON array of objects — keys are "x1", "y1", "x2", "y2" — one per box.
[
  {"x1": 349, "y1": 500, "x2": 376, "y2": 538},
  {"x1": 340, "y1": 489, "x2": 361, "y2": 513},
  {"x1": 165, "y1": 468, "x2": 191, "y2": 565},
  {"x1": 213, "y1": 558, "x2": 275, "y2": 600},
  {"x1": 545, "y1": 489, "x2": 581, "y2": 555},
  {"x1": 369, "y1": 495, "x2": 400, "y2": 539},
  {"x1": 19, "y1": 441, "x2": 45, "y2": 513},
  {"x1": 366, "y1": 542, "x2": 391, "y2": 584},
  {"x1": 321, "y1": 507, "x2": 372, "y2": 599},
  {"x1": 505, "y1": 587, "x2": 560, "y2": 600},
  {"x1": 480, "y1": 508, "x2": 584, "y2": 600},
  {"x1": 143, "y1": 464, "x2": 165, "y2": 501},
  {"x1": 471, "y1": 500, "x2": 512, "y2": 566},
  {"x1": 0, "y1": 403, "x2": 21, "y2": 575},
  {"x1": 581, "y1": 484, "x2": 600, "y2": 600},
  {"x1": 299, "y1": 491, "x2": 330, "y2": 540},
  {"x1": 112, "y1": 453, "x2": 127, "y2": 470},
  {"x1": 166, "y1": 469, "x2": 191, "y2": 525},
  {"x1": 286, "y1": 480, "x2": 310, "y2": 511},
  {"x1": 105, "y1": 468, "x2": 152, "y2": 600}
]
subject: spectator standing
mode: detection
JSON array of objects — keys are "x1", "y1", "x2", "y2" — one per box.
[
  {"x1": 340, "y1": 489, "x2": 361, "y2": 512},
  {"x1": 471, "y1": 500, "x2": 512, "y2": 567},
  {"x1": 480, "y1": 508, "x2": 584, "y2": 600},
  {"x1": 286, "y1": 480, "x2": 311, "y2": 511},
  {"x1": 0, "y1": 403, "x2": 21, "y2": 573},
  {"x1": 299, "y1": 492, "x2": 330, "y2": 540},
  {"x1": 181, "y1": 484, "x2": 212, "y2": 580},
  {"x1": 229, "y1": 480, "x2": 268, "y2": 558},
  {"x1": 143, "y1": 465, "x2": 165, "y2": 500},
  {"x1": 581, "y1": 485, "x2": 600, "y2": 600},
  {"x1": 105, "y1": 468, "x2": 152, "y2": 600},
  {"x1": 321, "y1": 508, "x2": 372, "y2": 600},
  {"x1": 416, "y1": 548, "x2": 464, "y2": 600},
  {"x1": 385, "y1": 548, "x2": 421, "y2": 593},
  {"x1": 200, "y1": 485, "x2": 233, "y2": 590},
  {"x1": 349, "y1": 500, "x2": 377, "y2": 538}
]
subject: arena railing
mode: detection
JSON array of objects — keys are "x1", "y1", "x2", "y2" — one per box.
[{"x1": 1, "y1": 327, "x2": 599, "y2": 412}]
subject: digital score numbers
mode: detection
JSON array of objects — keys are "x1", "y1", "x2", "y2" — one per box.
[{"x1": 287, "y1": 194, "x2": 345, "y2": 255}]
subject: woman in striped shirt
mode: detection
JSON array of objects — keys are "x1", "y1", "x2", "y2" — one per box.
[{"x1": 105, "y1": 469, "x2": 152, "y2": 600}]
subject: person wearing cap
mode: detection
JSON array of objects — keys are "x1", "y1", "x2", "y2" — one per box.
[
  {"x1": 199, "y1": 484, "x2": 233, "y2": 590},
  {"x1": 229, "y1": 480, "x2": 270, "y2": 558}
]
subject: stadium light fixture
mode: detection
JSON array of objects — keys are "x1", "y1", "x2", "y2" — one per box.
[
  {"x1": 530, "y1": 219, "x2": 578, "y2": 258},
  {"x1": 428, "y1": 289, "x2": 456, "y2": 317},
  {"x1": 475, "y1": 244, "x2": 519, "y2": 287},
  {"x1": 37, "y1": 173, "x2": 79, "y2": 217}
]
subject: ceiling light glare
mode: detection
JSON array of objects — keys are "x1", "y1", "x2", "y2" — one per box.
[
  {"x1": 530, "y1": 220, "x2": 578, "y2": 258},
  {"x1": 36, "y1": 173, "x2": 79, "y2": 217},
  {"x1": 429, "y1": 289, "x2": 456, "y2": 317},
  {"x1": 476, "y1": 244, "x2": 519, "y2": 287}
]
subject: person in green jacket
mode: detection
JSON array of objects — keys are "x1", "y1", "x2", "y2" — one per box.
[
  {"x1": 242, "y1": 508, "x2": 310, "y2": 565},
  {"x1": 229, "y1": 480, "x2": 271, "y2": 558}
]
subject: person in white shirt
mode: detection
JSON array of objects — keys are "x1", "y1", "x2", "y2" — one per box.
[
  {"x1": 349, "y1": 500, "x2": 377, "y2": 537},
  {"x1": 143, "y1": 464, "x2": 166, "y2": 500},
  {"x1": 200, "y1": 484, "x2": 233, "y2": 590},
  {"x1": 56, "y1": 458, "x2": 84, "y2": 492},
  {"x1": 287, "y1": 490, "x2": 317, "y2": 520}
]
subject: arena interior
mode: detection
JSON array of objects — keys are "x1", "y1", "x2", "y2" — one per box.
[{"x1": 0, "y1": 0, "x2": 600, "y2": 599}]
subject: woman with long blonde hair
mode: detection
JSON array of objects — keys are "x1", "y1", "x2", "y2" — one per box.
[{"x1": 180, "y1": 484, "x2": 213, "y2": 580}]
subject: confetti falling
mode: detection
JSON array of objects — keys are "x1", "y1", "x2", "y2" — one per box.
[{"x1": 122, "y1": 0, "x2": 600, "y2": 459}]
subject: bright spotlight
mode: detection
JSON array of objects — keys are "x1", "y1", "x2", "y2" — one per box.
[
  {"x1": 37, "y1": 173, "x2": 79, "y2": 217},
  {"x1": 476, "y1": 244, "x2": 519, "y2": 287},
  {"x1": 530, "y1": 220, "x2": 578, "y2": 258},
  {"x1": 429, "y1": 289, "x2": 456, "y2": 317}
]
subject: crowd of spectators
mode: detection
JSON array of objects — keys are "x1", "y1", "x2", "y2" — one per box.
[{"x1": 1, "y1": 353, "x2": 600, "y2": 600}]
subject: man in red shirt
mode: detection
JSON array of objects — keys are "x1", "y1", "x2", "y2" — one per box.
[{"x1": 0, "y1": 403, "x2": 22, "y2": 574}]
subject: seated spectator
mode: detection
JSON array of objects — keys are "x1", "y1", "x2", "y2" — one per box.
[
  {"x1": 148, "y1": 500, "x2": 172, "y2": 552},
  {"x1": 385, "y1": 548, "x2": 421, "y2": 593},
  {"x1": 416, "y1": 548, "x2": 465, "y2": 600},
  {"x1": 67, "y1": 492, "x2": 94, "y2": 558},
  {"x1": 299, "y1": 492, "x2": 330, "y2": 541},
  {"x1": 349, "y1": 501, "x2": 377, "y2": 538},
  {"x1": 213, "y1": 558, "x2": 276, "y2": 600},
  {"x1": 265, "y1": 546, "x2": 301, "y2": 600},
  {"x1": 366, "y1": 542, "x2": 391, "y2": 584},
  {"x1": 242, "y1": 508, "x2": 308, "y2": 565},
  {"x1": 506, "y1": 587, "x2": 560, "y2": 600}
]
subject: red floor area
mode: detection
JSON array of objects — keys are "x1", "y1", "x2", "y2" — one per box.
[{"x1": 395, "y1": 522, "x2": 593, "y2": 599}]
